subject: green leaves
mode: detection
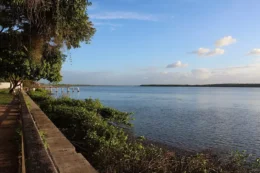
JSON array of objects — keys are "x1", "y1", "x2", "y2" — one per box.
[
  {"x1": 0, "y1": 44, "x2": 63, "y2": 85},
  {"x1": 28, "y1": 90, "x2": 260, "y2": 173},
  {"x1": 1, "y1": 0, "x2": 95, "y2": 49},
  {"x1": 99, "y1": 107, "x2": 133, "y2": 126},
  {"x1": 0, "y1": 0, "x2": 95, "y2": 87}
]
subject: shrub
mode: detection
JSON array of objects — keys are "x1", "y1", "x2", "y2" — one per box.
[{"x1": 28, "y1": 90, "x2": 260, "y2": 173}]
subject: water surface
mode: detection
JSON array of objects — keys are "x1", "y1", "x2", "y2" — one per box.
[{"x1": 53, "y1": 86, "x2": 260, "y2": 155}]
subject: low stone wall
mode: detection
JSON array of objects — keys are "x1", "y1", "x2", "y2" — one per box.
[
  {"x1": 20, "y1": 91, "x2": 58, "y2": 173},
  {"x1": 20, "y1": 91, "x2": 97, "y2": 173}
]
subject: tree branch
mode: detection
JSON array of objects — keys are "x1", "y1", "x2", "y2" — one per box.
[{"x1": 23, "y1": 45, "x2": 28, "y2": 52}]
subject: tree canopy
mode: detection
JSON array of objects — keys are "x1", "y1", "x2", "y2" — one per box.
[
  {"x1": 0, "y1": 43, "x2": 65, "y2": 92},
  {"x1": 0, "y1": 0, "x2": 95, "y2": 50},
  {"x1": 0, "y1": 0, "x2": 95, "y2": 92}
]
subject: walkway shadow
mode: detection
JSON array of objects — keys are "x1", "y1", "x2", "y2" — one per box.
[
  {"x1": 0, "y1": 96, "x2": 20, "y2": 125},
  {"x1": 0, "y1": 96, "x2": 20, "y2": 173}
]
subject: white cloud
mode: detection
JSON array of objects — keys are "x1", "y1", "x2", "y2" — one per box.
[
  {"x1": 191, "y1": 48, "x2": 210, "y2": 56},
  {"x1": 94, "y1": 22, "x2": 122, "y2": 27},
  {"x1": 93, "y1": 22, "x2": 123, "y2": 31},
  {"x1": 90, "y1": 12, "x2": 157, "y2": 21},
  {"x1": 191, "y1": 48, "x2": 225, "y2": 57},
  {"x1": 166, "y1": 61, "x2": 188, "y2": 68},
  {"x1": 192, "y1": 68, "x2": 211, "y2": 80},
  {"x1": 190, "y1": 36, "x2": 234, "y2": 57},
  {"x1": 213, "y1": 64, "x2": 260, "y2": 75},
  {"x1": 190, "y1": 63, "x2": 260, "y2": 82},
  {"x1": 215, "y1": 36, "x2": 237, "y2": 47},
  {"x1": 94, "y1": 22, "x2": 122, "y2": 31},
  {"x1": 206, "y1": 48, "x2": 225, "y2": 56},
  {"x1": 248, "y1": 49, "x2": 260, "y2": 56}
]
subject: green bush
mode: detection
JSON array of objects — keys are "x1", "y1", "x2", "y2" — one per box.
[
  {"x1": 28, "y1": 89, "x2": 51, "y2": 102},
  {"x1": 99, "y1": 107, "x2": 133, "y2": 126},
  {"x1": 28, "y1": 90, "x2": 260, "y2": 173}
]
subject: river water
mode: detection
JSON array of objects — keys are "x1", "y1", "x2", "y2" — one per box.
[{"x1": 53, "y1": 86, "x2": 260, "y2": 155}]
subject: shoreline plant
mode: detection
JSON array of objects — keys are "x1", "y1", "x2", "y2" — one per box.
[{"x1": 28, "y1": 89, "x2": 260, "y2": 173}]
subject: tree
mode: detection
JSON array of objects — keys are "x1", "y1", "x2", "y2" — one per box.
[
  {"x1": 0, "y1": 43, "x2": 65, "y2": 93},
  {"x1": 0, "y1": 0, "x2": 95, "y2": 92},
  {"x1": 0, "y1": 0, "x2": 95, "y2": 58}
]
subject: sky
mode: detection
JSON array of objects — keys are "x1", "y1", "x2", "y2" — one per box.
[{"x1": 61, "y1": 0, "x2": 260, "y2": 85}]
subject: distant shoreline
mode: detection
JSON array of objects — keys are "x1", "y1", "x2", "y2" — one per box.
[
  {"x1": 140, "y1": 84, "x2": 260, "y2": 87},
  {"x1": 40, "y1": 84, "x2": 138, "y2": 87},
  {"x1": 40, "y1": 83, "x2": 260, "y2": 88}
]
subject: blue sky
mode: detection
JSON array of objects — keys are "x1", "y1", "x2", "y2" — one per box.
[{"x1": 61, "y1": 0, "x2": 260, "y2": 85}]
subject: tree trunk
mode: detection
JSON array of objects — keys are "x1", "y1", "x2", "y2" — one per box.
[
  {"x1": 9, "y1": 84, "x2": 17, "y2": 94},
  {"x1": 9, "y1": 81, "x2": 19, "y2": 94}
]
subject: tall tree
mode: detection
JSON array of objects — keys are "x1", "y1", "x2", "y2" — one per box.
[
  {"x1": 0, "y1": 44, "x2": 65, "y2": 93},
  {"x1": 0, "y1": 0, "x2": 95, "y2": 92},
  {"x1": 0, "y1": 0, "x2": 95, "y2": 58}
]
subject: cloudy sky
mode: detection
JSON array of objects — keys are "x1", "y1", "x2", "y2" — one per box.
[{"x1": 61, "y1": 0, "x2": 260, "y2": 85}]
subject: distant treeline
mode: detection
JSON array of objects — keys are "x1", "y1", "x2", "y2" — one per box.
[
  {"x1": 39, "y1": 84, "x2": 92, "y2": 87},
  {"x1": 40, "y1": 84, "x2": 137, "y2": 87},
  {"x1": 55, "y1": 84, "x2": 92, "y2": 87},
  {"x1": 140, "y1": 84, "x2": 260, "y2": 87}
]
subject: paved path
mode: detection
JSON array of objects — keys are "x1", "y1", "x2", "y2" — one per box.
[{"x1": 0, "y1": 100, "x2": 19, "y2": 173}]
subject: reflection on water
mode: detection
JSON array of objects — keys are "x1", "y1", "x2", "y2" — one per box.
[{"x1": 51, "y1": 86, "x2": 260, "y2": 156}]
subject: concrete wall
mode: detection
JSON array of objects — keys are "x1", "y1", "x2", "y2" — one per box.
[
  {"x1": 20, "y1": 91, "x2": 58, "y2": 173},
  {"x1": 0, "y1": 82, "x2": 10, "y2": 89},
  {"x1": 20, "y1": 91, "x2": 97, "y2": 173}
]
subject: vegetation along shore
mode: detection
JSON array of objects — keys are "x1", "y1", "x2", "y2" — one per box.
[
  {"x1": 28, "y1": 89, "x2": 260, "y2": 173},
  {"x1": 141, "y1": 84, "x2": 260, "y2": 87}
]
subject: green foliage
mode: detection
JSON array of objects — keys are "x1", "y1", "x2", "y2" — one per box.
[
  {"x1": 25, "y1": 99, "x2": 31, "y2": 110},
  {"x1": 39, "y1": 130, "x2": 48, "y2": 149},
  {"x1": 99, "y1": 107, "x2": 133, "y2": 126},
  {"x1": 0, "y1": 0, "x2": 95, "y2": 52},
  {"x1": 0, "y1": 89, "x2": 13, "y2": 105},
  {"x1": 28, "y1": 90, "x2": 260, "y2": 173},
  {"x1": 0, "y1": 43, "x2": 65, "y2": 93},
  {"x1": 231, "y1": 150, "x2": 250, "y2": 167},
  {"x1": 23, "y1": 80, "x2": 40, "y2": 88},
  {"x1": 28, "y1": 89, "x2": 51, "y2": 102},
  {"x1": 0, "y1": 0, "x2": 95, "y2": 92},
  {"x1": 252, "y1": 158, "x2": 260, "y2": 171}
]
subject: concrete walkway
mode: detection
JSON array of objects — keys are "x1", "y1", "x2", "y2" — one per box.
[{"x1": 0, "y1": 100, "x2": 19, "y2": 173}]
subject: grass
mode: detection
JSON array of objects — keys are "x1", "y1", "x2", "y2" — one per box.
[
  {"x1": 39, "y1": 130, "x2": 48, "y2": 149},
  {"x1": 0, "y1": 89, "x2": 13, "y2": 105},
  {"x1": 25, "y1": 99, "x2": 31, "y2": 110}
]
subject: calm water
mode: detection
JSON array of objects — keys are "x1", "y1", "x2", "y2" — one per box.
[{"x1": 54, "y1": 86, "x2": 260, "y2": 155}]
